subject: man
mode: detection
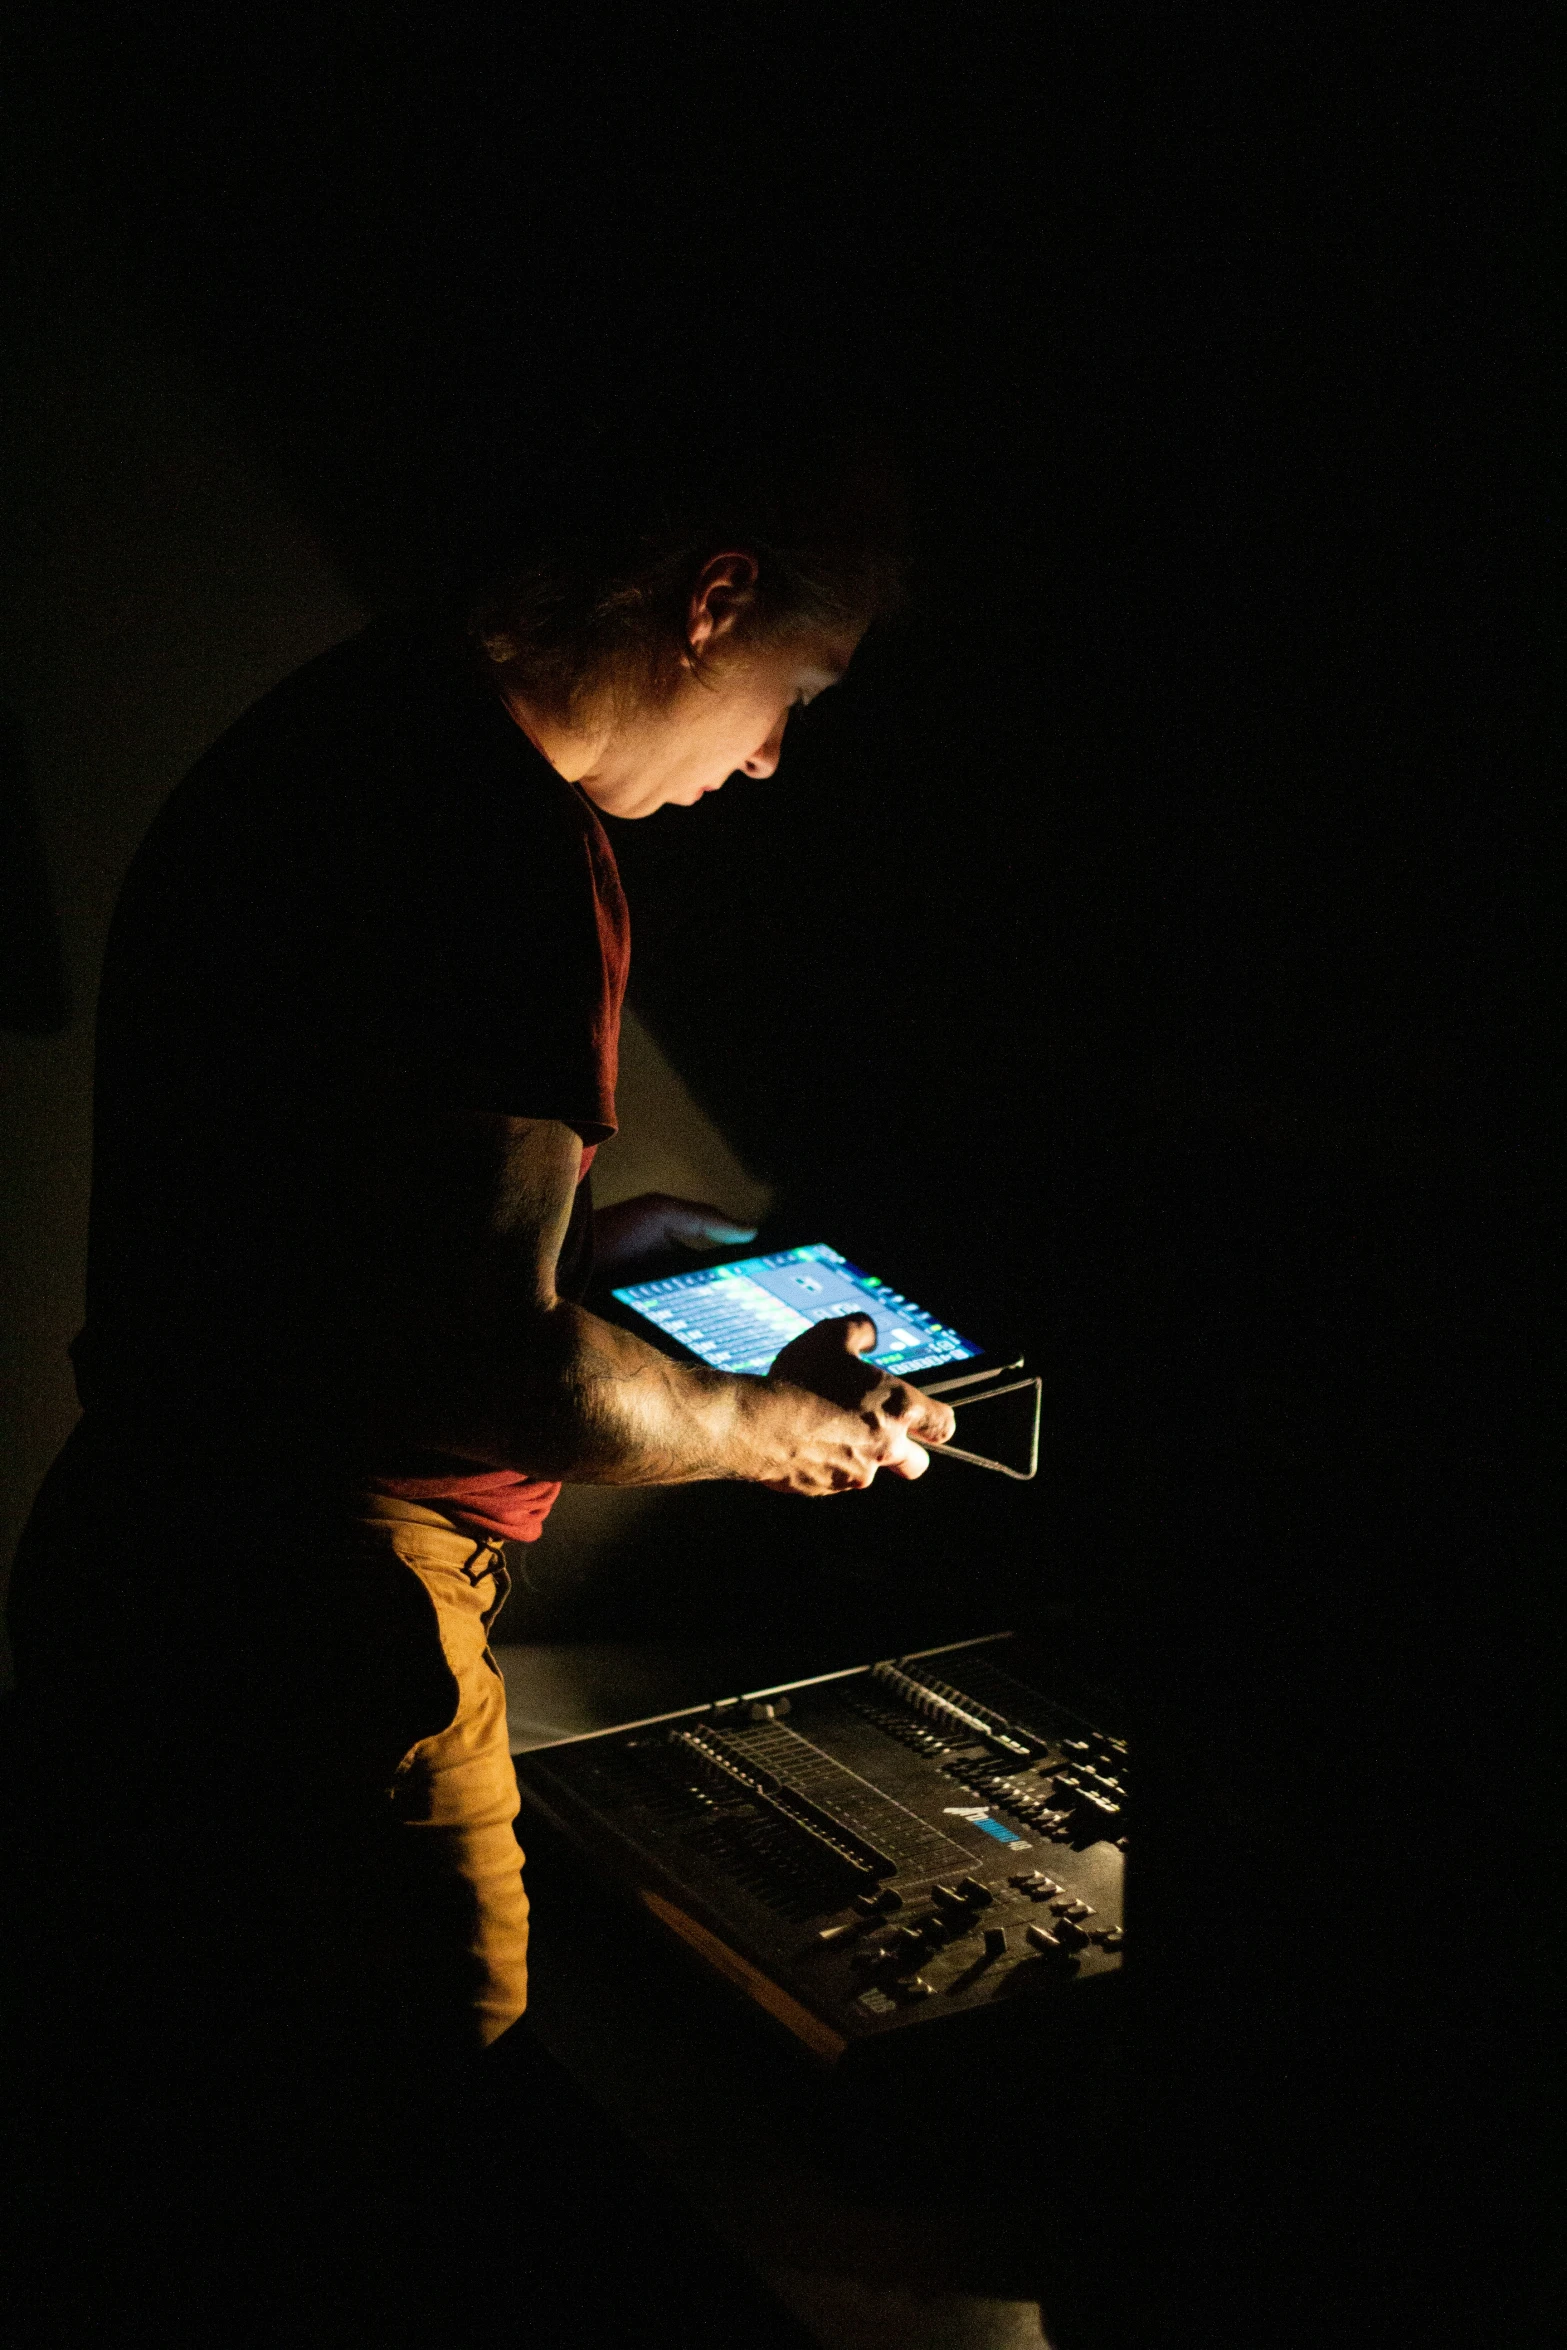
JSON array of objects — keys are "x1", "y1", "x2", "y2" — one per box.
[{"x1": 4, "y1": 397, "x2": 953, "y2": 2340}]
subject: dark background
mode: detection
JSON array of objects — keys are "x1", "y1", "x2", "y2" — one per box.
[{"x1": 3, "y1": 9, "x2": 1535, "y2": 2343}]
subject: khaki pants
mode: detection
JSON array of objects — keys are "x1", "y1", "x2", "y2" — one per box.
[
  {"x1": 340, "y1": 1488, "x2": 532, "y2": 2053},
  {"x1": 3, "y1": 1424, "x2": 533, "y2": 2340}
]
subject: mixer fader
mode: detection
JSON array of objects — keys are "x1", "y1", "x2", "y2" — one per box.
[{"x1": 513, "y1": 1633, "x2": 1127, "y2": 2065}]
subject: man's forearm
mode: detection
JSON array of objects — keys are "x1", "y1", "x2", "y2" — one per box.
[
  {"x1": 394, "y1": 1298, "x2": 776, "y2": 1485},
  {"x1": 350, "y1": 1114, "x2": 947, "y2": 1494}
]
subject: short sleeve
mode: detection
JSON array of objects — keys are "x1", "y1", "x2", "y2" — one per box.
[{"x1": 386, "y1": 689, "x2": 631, "y2": 1143}]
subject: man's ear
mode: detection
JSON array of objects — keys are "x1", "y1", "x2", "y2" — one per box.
[{"x1": 687, "y1": 552, "x2": 760, "y2": 653}]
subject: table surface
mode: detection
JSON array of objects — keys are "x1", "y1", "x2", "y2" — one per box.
[{"x1": 492, "y1": 1640, "x2": 1119, "y2": 2350}]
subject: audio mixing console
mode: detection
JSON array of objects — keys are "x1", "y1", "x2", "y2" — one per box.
[{"x1": 513, "y1": 1634, "x2": 1127, "y2": 2066}]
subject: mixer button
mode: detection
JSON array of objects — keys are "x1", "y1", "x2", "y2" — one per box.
[
  {"x1": 957, "y1": 1877, "x2": 993, "y2": 1905},
  {"x1": 816, "y1": 1921, "x2": 859, "y2": 1946},
  {"x1": 1055, "y1": 1918, "x2": 1090, "y2": 1950},
  {"x1": 896, "y1": 1976, "x2": 936, "y2": 2001},
  {"x1": 852, "y1": 1893, "x2": 882, "y2": 1918},
  {"x1": 931, "y1": 1883, "x2": 969, "y2": 1914},
  {"x1": 874, "y1": 1888, "x2": 904, "y2": 1913},
  {"x1": 983, "y1": 1926, "x2": 1009, "y2": 1958},
  {"x1": 1064, "y1": 1902, "x2": 1093, "y2": 1920},
  {"x1": 1025, "y1": 1923, "x2": 1068, "y2": 1957},
  {"x1": 1101, "y1": 1927, "x2": 1125, "y2": 1949}
]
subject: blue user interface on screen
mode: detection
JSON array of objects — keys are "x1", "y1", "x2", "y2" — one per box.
[{"x1": 612, "y1": 1244, "x2": 981, "y2": 1379}]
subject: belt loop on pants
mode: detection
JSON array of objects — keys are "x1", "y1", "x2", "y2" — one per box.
[
  {"x1": 460, "y1": 1536, "x2": 513, "y2": 1645},
  {"x1": 460, "y1": 1537, "x2": 505, "y2": 1585}
]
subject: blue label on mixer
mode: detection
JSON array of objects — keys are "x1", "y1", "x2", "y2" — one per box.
[{"x1": 944, "y1": 1802, "x2": 1027, "y2": 1847}]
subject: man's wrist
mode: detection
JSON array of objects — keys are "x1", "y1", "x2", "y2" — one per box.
[{"x1": 708, "y1": 1372, "x2": 775, "y2": 1484}]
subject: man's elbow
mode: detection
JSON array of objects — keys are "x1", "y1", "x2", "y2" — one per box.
[{"x1": 359, "y1": 1294, "x2": 579, "y2": 1466}]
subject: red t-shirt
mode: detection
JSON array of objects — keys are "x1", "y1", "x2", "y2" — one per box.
[{"x1": 74, "y1": 613, "x2": 630, "y2": 1542}]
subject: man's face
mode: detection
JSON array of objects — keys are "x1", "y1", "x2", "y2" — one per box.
[{"x1": 574, "y1": 631, "x2": 859, "y2": 820}]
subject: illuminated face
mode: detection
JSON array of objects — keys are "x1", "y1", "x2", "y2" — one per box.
[{"x1": 573, "y1": 631, "x2": 860, "y2": 821}]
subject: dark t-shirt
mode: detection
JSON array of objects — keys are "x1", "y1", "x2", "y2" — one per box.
[{"x1": 72, "y1": 614, "x2": 629, "y2": 1538}]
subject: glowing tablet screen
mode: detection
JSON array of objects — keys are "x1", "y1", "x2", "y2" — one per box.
[{"x1": 612, "y1": 1244, "x2": 981, "y2": 1379}]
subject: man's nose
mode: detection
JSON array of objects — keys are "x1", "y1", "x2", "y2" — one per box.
[{"x1": 741, "y1": 714, "x2": 788, "y2": 779}]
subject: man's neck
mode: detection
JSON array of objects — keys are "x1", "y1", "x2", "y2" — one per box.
[{"x1": 495, "y1": 680, "x2": 600, "y2": 785}]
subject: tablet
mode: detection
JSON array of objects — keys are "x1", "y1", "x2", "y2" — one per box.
[{"x1": 610, "y1": 1243, "x2": 985, "y2": 1381}]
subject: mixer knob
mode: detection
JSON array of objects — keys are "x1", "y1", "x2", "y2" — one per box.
[
  {"x1": 931, "y1": 1883, "x2": 969, "y2": 1915},
  {"x1": 1054, "y1": 1918, "x2": 1090, "y2": 1950},
  {"x1": 957, "y1": 1877, "x2": 993, "y2": 1906},
  {"x1": 816, "y1": 1921, "x2": 859, "y2": 1947},
  {"x1": 1081, "y1": 1792, "x2": 1123, "y2": 1824},
  {"x1": 983, "y1": 1926, "x2": 1009, "y2": 1958},
  {"x1": 874, "y1": 1887, "x2": 904, "y2": 1913},
  {"x1": 1025, "y1": 1923, "x2": 1069, "y2": 1958}
]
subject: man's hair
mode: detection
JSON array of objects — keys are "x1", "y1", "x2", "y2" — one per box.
[{"x1": 456, "y1": 377, "x2": 913, "y2": 728}]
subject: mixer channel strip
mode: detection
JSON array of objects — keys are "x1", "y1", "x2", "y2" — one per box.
[
  {"x1": 672, "y1": 1725, "x2": 896, "y2": 1882},
  {"x1": 513, "y1": 1632, "x2": 1127, "y2": 2066},
  {"x1": 709, "y1": 1719, "x2": 971, "y2": 1877}
]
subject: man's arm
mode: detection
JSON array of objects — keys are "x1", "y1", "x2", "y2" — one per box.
[{"x1": 359, "y1": 1112, "x2": 954, "y2": 1495}]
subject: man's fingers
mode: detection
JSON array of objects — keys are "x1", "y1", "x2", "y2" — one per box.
[
  {"x1": 881, "y1": 1438, "x2": 930, "y2": 1482},
  {"x1": 836, "y1": 1312, "x2": 878, "y2": 1354},
  {"x1": 669, "y1": 1204, "x2": 759, "y2": 1248},
  {"x1": 882, "y1": 1382, "x2": 957, "y2": 1444}
]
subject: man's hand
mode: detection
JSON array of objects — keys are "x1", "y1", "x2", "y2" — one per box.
[
  {"x1": 752, "y1": 1313, "x2": 957, "y2": 1492},
  {"x1": 593, "y1": 1192, "x2": 758, "y2": 1279},
  {"x1": 365, "y1": 1116, "x2": 952, "y2": 1497}
]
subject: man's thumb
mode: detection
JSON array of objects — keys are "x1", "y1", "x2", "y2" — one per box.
[
  {"x1": 673, "y1": 1208, "x2": 759, "y2": 1248},
  {"x1": 835, "y1": 1311, "x2": 879, "y2": 1354}
]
